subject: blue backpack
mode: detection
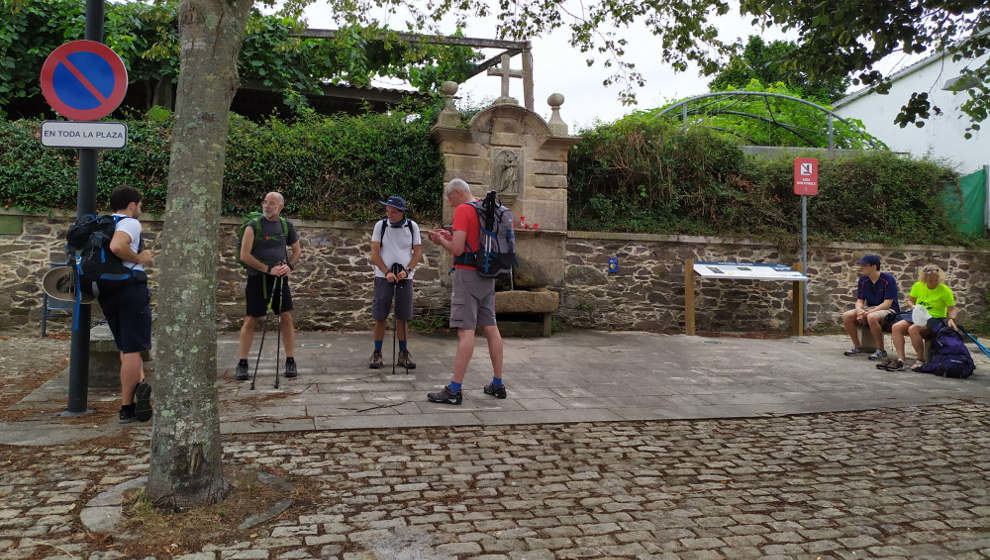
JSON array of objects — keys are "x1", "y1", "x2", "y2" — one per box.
[{"x1": 919, "y1": 322, "x2": 975, "y2": 379}]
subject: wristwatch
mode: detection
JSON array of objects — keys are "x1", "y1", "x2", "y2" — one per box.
[{"x1": 266, "y1": 264, "x2": 272, "y2": 274}]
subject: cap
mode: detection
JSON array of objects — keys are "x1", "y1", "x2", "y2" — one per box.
[
  {"x1": 380, "y1": 196, "x2": 408, "y2": 212},
  {"x1": 857, "y1": 254, "x2": 881, "y2": 267}
]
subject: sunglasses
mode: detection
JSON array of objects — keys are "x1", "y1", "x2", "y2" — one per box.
[{"x1": 923, "y1": 268, "x2": 939, "y2": 274}]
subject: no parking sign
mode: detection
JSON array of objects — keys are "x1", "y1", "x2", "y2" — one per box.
[{"x1": 40, "y1": 40, "x2": 128, "y2": 121}]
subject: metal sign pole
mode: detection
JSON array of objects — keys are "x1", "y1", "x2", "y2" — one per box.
[
  {"x1": 64, "y1": 0, "x2": 105, "y2": 415},
  {"x1": 801, "y1": 195, "x2": 808, "y2": 332}
]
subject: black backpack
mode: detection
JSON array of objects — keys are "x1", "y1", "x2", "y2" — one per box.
[
  {"x1": 455, "y1": 190, "x2": 516, "y2": 278},
  {"x1": 65, "y1": 215, "x2": 141, "y2": 297}
]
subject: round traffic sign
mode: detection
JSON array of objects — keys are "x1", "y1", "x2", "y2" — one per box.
[{"x1": 40, "y1": 40, "x2": 128, "y2": 121}]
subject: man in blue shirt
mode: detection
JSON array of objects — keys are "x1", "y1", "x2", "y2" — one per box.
[{"x1": 841, "y1": 254, "x2": 900, "y2": 360}]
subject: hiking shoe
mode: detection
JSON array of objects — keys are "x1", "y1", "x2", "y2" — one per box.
[
  {"x1": 397, "y1": 350, "x2": 416, "y2": 370},
  {"x1": 134, "y1": 382, "x2": 153, "y2": 422},
  {"x1": 843, "y1": 347, "x2": 868, "y2": 356},
  {"x1": 284, "y1": 359, "x2": 298, "y2": 378},
  {"x1": 369, "y1": 350, "x2": 384, "y2": 369},
  {"x1": 868, "y1": 349, "x2": 888, "y2": 361},
  {"x1": 484, "y1": 382, "x2": 507, "y2": 399},
  {"x1": 118, "y1": 406, "x2": 138, "y2": 424},
  {"x1": 427, "y1": 386, "x2": 462, "y2": 405},
  {"x1": 235, "y1": 360, "x2": 249, "y2": 381}
]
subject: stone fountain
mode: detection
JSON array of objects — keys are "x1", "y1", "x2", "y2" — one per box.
[{"x1": 431, "y1": 81, "x2": 579, "y2": 335}]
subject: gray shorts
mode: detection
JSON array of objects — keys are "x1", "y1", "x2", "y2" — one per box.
[
  {"x1": 372, "y1": 277, "x2": 413, "y2": 320},
  {"x1": 450, "y1": 268, "x2": 496, "y2": 330}
]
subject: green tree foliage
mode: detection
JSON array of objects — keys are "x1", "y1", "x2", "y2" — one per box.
[
  {"x1": 0, "y1": 105, "x2": 445, "y2": 222},
  {"x1": 0, "y1": 0, "x2": 479, "y2": 115},
  {"x1": 359, "y1": 0, "x2": 985, "y2": 135},
  {"x1": 735, "y1": 0, "x2": 989, "y2": 137},
  {"x1": 708, "y1": 36, "x2": 850, "y2": 104},
  {"x1": 568, "y1": 116, "x2": 966, "y2": 246},
  {"x1": 648, "y1": 81, "x2": 885, "y2": 149}
]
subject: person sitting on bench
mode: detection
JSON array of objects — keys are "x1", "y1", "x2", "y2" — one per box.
[
  {"x1": 842, "y1": 254, "x2": 900, "y2": 361},
  {"x1": 881, "y1": 263, "x2": 958, "y2": 372}
]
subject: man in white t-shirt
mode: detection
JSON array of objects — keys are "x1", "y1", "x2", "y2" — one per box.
[
  {"x1": 369, "y1": 196, "x2": 422, "y2": 369},
  {"x1": 102, "y1": 185, "x2": 154, "y2": 424}
]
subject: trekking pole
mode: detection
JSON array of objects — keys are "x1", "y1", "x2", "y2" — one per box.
[
  {"x1": 273, "y1": 273, "x2": 284, "y2": 389},
  {"x1": 250, "y1": 274, "x2": 274, "y2": 391},
  {"x1": 390, "y1": 263, "x2": 402, "y2": 375}
]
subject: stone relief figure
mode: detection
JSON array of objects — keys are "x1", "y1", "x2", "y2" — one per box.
[{"x1": 492, "y1": 149, "x2": 520, "y2": 195}]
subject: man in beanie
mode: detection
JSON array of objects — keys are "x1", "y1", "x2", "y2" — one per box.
[{"x1": 369, "y1": 196, "x2": 422, "y2": 369}]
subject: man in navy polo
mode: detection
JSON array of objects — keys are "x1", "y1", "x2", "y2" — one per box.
[{"x1": 841, "y1": 254, "x2": 900, "y2": 360}]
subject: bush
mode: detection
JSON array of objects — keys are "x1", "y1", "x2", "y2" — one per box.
[
  {"x1": 0, "y1": 106, "x2": 446, "y2": 222},
  {"x1": 568, "y1": 117, "x2": 969, "y2": 246}
]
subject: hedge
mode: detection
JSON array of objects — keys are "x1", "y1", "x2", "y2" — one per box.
[
  {"x1": 0, "y1": 108, "x2": 975, "y2": 247},
  {"x1": 567, "y1": 117, "x2": 972, "y2": 246},
  {"x1": 0, "y1": 106, "x2": 446, "y2": 223}
]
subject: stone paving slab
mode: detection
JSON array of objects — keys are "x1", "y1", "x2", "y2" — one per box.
[{"x1": 4, "y1": 330, "x2": 990, "y2": 442}]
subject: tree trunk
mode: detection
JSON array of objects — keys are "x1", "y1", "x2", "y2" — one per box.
[{"x1": 147, "y1": 0, "x2": 253, "y2": 508}]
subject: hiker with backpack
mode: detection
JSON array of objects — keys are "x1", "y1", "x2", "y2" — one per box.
[
  {"x1": 425, "y1": 179, "x2": 509, "y2": 405},
  {"x1": 234, "y1": 192, "x2": 302, "y2": 381},
  {"x1": 368, "y1": 196, "x2": 422, "y2": 370},
  {"x1": 100, "y1": 186, "x2": 154, "y2": 424},
  {"x1": 879, "y1": 263, "x2": 960, "y2": 372}
]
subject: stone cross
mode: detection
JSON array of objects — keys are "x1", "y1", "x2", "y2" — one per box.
[{"x1": 487, "y1": 54, "x2": 523, "y2": 105}]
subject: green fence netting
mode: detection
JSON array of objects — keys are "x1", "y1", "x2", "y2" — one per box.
[{"x1": 942, "y1": 166, "x2": 988, "y2": 237}]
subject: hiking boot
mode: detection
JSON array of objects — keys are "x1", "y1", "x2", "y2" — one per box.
[
  {"x1": 118, "y1": 406, "x2": 138, "y2": 424},
  {"x1": 484, "y1": 382, "x2": 507, "y2": 399},
  {"x1": 868, "y1": 349, "x2": 888, "y2": 361},
  {"x1": 369, "y1": 350, "x2": 384, "y2": 369},
  {"x1": 427, "y1": 385, "x2": 462, "y2": 405},
  {"x1": 284, "y1": 359, "x2": 298, "y2": 378},
  {"x1": 397, "y1": 350, "x2": 416, "y2": 370},
  {"x1": 843, "y1": 347, "x2": 867, "y2": 356},
  {"x1": 235, "y1": 360, "x2": 249, "y2": 381},
  {"x1": 134, "y1": 382, "x2": 153, "y2": 422}
]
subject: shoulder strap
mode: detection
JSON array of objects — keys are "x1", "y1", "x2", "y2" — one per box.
[
  {"x1": 279, "y1": 217, "x2": 288, "y2": 238},
  {"x1": 377, "y1": 218, "x2": 387, "y2": 241}
]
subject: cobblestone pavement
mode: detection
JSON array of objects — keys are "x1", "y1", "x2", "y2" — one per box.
[{"x1": 2, "y1": 402, "x2": 989, "y2": 559}]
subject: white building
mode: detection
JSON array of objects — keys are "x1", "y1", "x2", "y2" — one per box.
[{"x1": 833, "y1": 47, "x2": 988, "y2": 175}]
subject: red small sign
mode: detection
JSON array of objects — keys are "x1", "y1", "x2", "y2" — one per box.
[
  {"x1": 40, "y1": 40, "x2": 128, "y2": 121},
  {"x1": 794, "y1": 158, "x2": 819, "y2": 196}
]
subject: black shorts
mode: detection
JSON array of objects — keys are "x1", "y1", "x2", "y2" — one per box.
[
  {"x1": 372, "y1": 277, "x2": 413, "y2": 320},
  {"x1": 97, "y1": 280, "x2": 152, "y2": 354},
  {"x1": 246, "y1": 273, "x2": 293, "y2": 317}
]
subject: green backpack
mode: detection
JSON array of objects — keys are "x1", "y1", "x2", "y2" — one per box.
[{"x1": 237, "y1": 212, "x2": 288, "y2": 268}]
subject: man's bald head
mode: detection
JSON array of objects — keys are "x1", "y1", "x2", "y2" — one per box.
[{"x1": 262, "y1": 192, "x2": 285, "y2": 219}]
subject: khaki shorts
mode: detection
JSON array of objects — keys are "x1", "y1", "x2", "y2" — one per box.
[{"x1": 449, "y1": 268, "x2": 496, "y2": 330}]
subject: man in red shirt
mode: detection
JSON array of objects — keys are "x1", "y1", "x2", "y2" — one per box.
[{"x1": 425, "y1": 178, "x2": 506, "y2": 405}]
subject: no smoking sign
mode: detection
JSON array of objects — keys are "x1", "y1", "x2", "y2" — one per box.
[{"x1": 793, "y1": 158, "x2": 819, "y2": 196}]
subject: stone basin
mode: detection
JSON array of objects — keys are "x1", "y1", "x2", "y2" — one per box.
[{"x1": 495, "y1": 288, "x2": 559, "y2": 336}]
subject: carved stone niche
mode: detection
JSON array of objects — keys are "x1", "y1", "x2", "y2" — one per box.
[{"x1": 490, "y1": 147, "x2": 522, "y2": 199}]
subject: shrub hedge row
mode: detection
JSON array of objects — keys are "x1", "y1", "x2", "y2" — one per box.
[
  {"x1": 0, "y1": 106, "x2": 446, "y2": 223},
  {"x1": 567, "y1": 117, "x2": 970, "y2": 246},
  {"x1": 0, "y1": 108, "x2": 972, "y2": 246}
]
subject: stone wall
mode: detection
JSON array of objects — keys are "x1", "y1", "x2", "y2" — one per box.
[
  {"x1": 2, "y1": 211, "x2": 452, "y2": 335},
  {"x1": 559, "y1": 232, "x2": 990, "y2": 333},
  {"x1": 3, "y1": 211, "x2": 988, "y2": 335}
]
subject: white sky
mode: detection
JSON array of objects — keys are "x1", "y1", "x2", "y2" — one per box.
[{"x1": 298, "y1": 2, "x2": 926, "y2": 132}]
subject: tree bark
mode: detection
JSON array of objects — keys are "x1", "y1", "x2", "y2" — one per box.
[{"x1": 147, "y1": 0, "x2": 253, "y2": 508}]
